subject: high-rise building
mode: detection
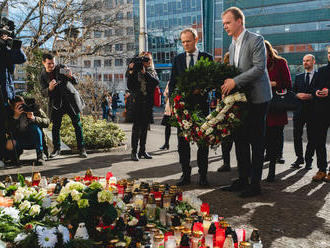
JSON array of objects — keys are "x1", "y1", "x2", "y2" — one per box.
[{"x1": 223, "y1": 0, "x2": 330, "y2": 76}]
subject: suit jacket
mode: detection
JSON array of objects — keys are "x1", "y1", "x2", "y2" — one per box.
[
  {"x1": 40, "y1": 65, "x2": 84, "y2": 118},
  {"x1": 292, "y1": 72, "x2": 316, "y2": 118},
  {"x1": 229, "y1": 30, "x2": 272, "y2": 104},
  {"x1": 312, "y1": 62, "x2": 330, "y2": 114},
  {"x1": 169, "y1": 51, "x2": 213, "y2": 116}
]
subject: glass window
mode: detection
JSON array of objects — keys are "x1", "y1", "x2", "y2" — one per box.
[
  {"x1": 127, "y1": 43, "x2": 135, "y2": 51},
  {"x1": 115, "y1": 59, "x2": 123, "y2": 66},
  {"x1": 104, "y1": 59, "x2": 112, "y2": 67},
  {"x1": 104, "y1": 44, "x2": 112, "y2": 53},
  {"x1": 127, "y1": 11, "x2": 133, "y2": 19},
  {"x1": 115, "y1": 29, "x2": 123, "y2": 36},
  {"x1": 116, "y1": 12, "x2": 123, "y2": 20},
  {"x1": 84, "y1": 60, "x2": 91, "y2": 68},
  {"x1": 115, "y1": 44, "x2": 123, "y2": 51},
  {"x1": 94, "y1": 30, "x2": 102, "y2": 38},
  {"x1": 104, "y1": 29, "x2": 112, "y2": 37},
  {"x1": 94, "y1": 60, "x2": 101, "y2": 67},
  {"x1": 104, "y1": 0, "x2": 112, "y2": 8},
  {"x1": 126, "y1": 27, "x2": 134, "y2": 35}
]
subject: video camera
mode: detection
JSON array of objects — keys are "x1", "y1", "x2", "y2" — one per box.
[
  {"x1": 130, "y1": 55, "x2": 150, "y2": 72},
  {"x1": 0, "y1": 17, "x2": 22, "y2": 49}
]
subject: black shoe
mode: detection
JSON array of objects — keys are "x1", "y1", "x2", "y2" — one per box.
[
  {"x1": 266, "y1": 175, "x2": 275, "y2": 182},
  {"x1": 221, "y1": 179, "x2": 249, "y2": 192},
  {"x1": 79, "y1": 148, "x2": 88, "y2": 158},
  {"x1": 176, "y1": 176, "x2": 191, "y2": 186},
  {"x1": 138, "y1": 151, "x2": 152, "y2": 159},
  {"x1": 36, "y1": 151, "x2": 45, "y2": 166},
  {"x1": 198, "y1": 177, "x2": 209, "y2": 187},
  {"x1": 131, "y1": 152, "x2": 139, "y2": 161},
  {"x1": 159, "y1": 144, "x2": 169, "y2": 150},
  {"x1": 291, "y1": 158, "x2": 304, "y2": 168},
  {"x1": 264, "y1": 155, "x2": 270, "y2": 162},
  {"x1": 304, "y1": 163, "x2": 312, "y2": 170},
  {"x1": 240, "y1": 185, "x2": 261, "y2": 198},
  {"x1": 50, "y1": 148, "x2": 61, "y2": 158},
  {"x1": 277, "y1": 157, "x2": 285, "y2": 164},
  {"x1": 217, "y1": 164, "x2": 231, "y2": 172}
]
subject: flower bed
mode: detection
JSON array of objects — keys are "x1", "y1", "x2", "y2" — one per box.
[{"x1": 0, "y1": 173, "x2": 262, "y2": 248}]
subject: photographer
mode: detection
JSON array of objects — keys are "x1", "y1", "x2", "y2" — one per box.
[
  {"x1": 40, "y1": 53, "x2": 87, "y2": 158},
  {"x1": 126, "y1": 51, "x2": 159, "y2": 161},
  {"x1": 0, "y1": 18, "x2": 27, "y2": 166},
  {"x1": 5, "y1": 96, "x2": 49, "y2": 166}
]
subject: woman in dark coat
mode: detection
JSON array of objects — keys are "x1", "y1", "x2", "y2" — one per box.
[
  {"x1": 264, "y1": 40, "x2": 292, "y2": 181},
  {"x1": 126, "y1": 52, "x2": 159, "y2": 161}
]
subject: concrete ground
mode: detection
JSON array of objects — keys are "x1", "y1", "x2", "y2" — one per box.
[{"x1": 1, "y1": 109, "x2": 330, "y2": 248}]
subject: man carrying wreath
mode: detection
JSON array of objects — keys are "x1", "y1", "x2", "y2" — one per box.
[
  {"x1": 169, "y1": 28, "x2": 213, "y2": 187},
  {"x1": 221, "y1": 7, "x2": 272, "y2": 197}
]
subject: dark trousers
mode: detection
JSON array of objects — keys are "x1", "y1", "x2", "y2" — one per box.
[
  {"x1": 177, "y1": 128, "x2": 209, "y2": 178},
  {"x1": 265, "y1": 126, "x2": 284, "y2": 163},
  {"x1": 131, "y1": 121, "x2": 148, "y2": 153},
  {"x1": 222, "y1": 136, "x2": 233, "y2": 165},
  {"x1": 51, "y1": 106, "x2": 84, "y2": 150},
  {"x1": 0, "y1": 102, "x2": 6, "y2": 160},
  {"x1": 313, "y1": 113, "x2": 330, "y2": 172},
  {"x1": 233, "y1": 102, "x2": 269, "y2": 186},
  {"x1": 293, "y1": 112, "x2": 315, "y2": 163},
  {"x1": 164, "y1": 124, "x2": 171, "y2": 146},
  {"x1": 15, "y1": 123, "x2": 43, "y2": 153}
]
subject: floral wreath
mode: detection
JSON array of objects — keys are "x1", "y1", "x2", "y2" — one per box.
[{"x1": 171, "y1": 58, "x2": 247, "y2": 147}]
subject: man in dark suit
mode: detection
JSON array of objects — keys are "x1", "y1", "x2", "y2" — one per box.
[
  {"x1": 169, "y1": 28, "x2": 213, "y2": 187},
  {"x1": 221, "y1": 7, "x2": 272, "y2": 197},
  {"x1": 291, "y1": 54, "x2": 316, "y2": 169},
  {"x1": 311, "y1": 46, "x2": 330, "y2": 182},
  {"x1": 40, "y1": 53, "x2": 87, "y2": 158}
]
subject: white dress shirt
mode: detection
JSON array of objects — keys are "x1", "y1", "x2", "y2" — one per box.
[
  {"x1": 186, "y1": 48, "x2": 199, "y2": 68},
  {"x1": 232, "y1": 29, "x2": 246, "y2": 67}
]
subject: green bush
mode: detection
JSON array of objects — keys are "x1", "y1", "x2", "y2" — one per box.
[{"x1": 52, "y1": 115, "x2": 126, "y2": 150}]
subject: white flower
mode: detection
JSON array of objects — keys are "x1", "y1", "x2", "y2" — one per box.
[
  {"x1": 229, "y1": 113, "x2": 235, "y2": 119},
  {"x1": 19, "y1": 200, "x2": 31, "y2": 211},
  {"x1": 0, "y1": 182, "x2": 5, "y2": 188},
  {"x1": 71, "y1": 190, "x2": 82, "y2": 202},
  {"x1": 56, "y1": 193, "x2": 68, "y2": 203},
  {"x1": 42, "y1": 197, "x2": 52, "y2": 209},
  {"x1": 1, "y1": 207, "x2": 20, "y2": 222},
  {"x1": 50, "y1": 207, "x2": 61, "y2": 216},
  {"x1": 37, "y1": 228, "x2": 58, "y2": 248},
  {"x1": 13, "y1": 192, "x2": 24, "y2": 203},
  {"x1": 205, "y1": 127, "x2": 213, "y2": 135},
  {"x1": 29, "y1": 204, "x2": 41, "y2": 216},
  {"x1": 183, "y1": 110, "x2": 188, "y2": 115},
  {"x1": 97, "y1": 190, "x2": 114, "y2": 203},
  {"x1": 58, "y1": 225, "x2": 70, "y2": 244},
  {"x1": 128, "y1": 217, "x2": 138, "y2": 226},
  {"x1": 14, "y1": 233, "x2": 28, "y2": 243}
]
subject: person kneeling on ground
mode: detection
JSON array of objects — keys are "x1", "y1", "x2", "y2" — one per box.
[{"x1": 5, "y1": 96, "x2": 49, "y2": 166}]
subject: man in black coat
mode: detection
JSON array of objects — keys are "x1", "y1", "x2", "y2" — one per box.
[
  {"x1": 40, "y1": 53, "x2": 87, "y2": 158},
  {"x1": 311, "y1": 46, "x2": 330, "y2": 182},
  {"x1": 291, "y1": 54, "x2": 317, "y2": 169},
  {"x1": 169, "y1": 28, "x2": 213, "y2": 187}
]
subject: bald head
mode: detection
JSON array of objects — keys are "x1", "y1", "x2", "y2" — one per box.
[{"x1": 303, "y1": 54, "x2": 315, "y2": 72}]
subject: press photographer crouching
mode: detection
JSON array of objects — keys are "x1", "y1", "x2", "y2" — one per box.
[
  {"x1": 40, "y1": 53, "x2": 87, "y2": 158},
  {"x1": 126, "y1": 52, "x2": 159, "y2": 161},
  {"x1": 0, "y1": 17, "x2": 27, "y2": 166},
  {"x1": 5, "y1": 96, "x2": 49, "y2": 166}
]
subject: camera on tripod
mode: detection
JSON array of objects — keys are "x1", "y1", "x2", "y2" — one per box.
[
  {"x1": 130, "y1": 56, "x2": 150, "y2": 72},
  {"x1": 0, "y1": 17, "x2": 22, "y2": 49}
]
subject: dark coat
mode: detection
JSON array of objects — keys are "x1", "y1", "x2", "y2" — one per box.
[
  {"x1": 292, "y1": 71, "x2": 317, "y2": 119},
  {"x1": 168, "y1": 51, "x2": 213, "y2": 116},
  {"x1": 0, "y1": 47, "x2": 26, "y2": 102},
  {"x1": 312, "y1": 62, "x2": 330, "y2": 114},
  {"x1": 40, "y1": 65, "x2": 84, "y2": 119},
  {"x1": 126, "y1": 68, "x2": 159, "y2": 124}
]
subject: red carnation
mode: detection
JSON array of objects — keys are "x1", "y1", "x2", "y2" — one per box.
[
  {"x1": 223, "y1": 128, "x2": 228, "y2": 134},
  {"x1": 174, "y1": 95, "x2": 182, "y2": 103}
]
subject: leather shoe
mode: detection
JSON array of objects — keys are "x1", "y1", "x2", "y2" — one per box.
[
  {"x1": 176, "y1": 176, "x2": 191, "y2": 186},
  {"x1": 198, "y1": 177, "x2": 209, "y2": 187},
  {"x1": 138, "y1": 152, "x2": 152, "y2": 159},
  {"x1": 291, "y1": 158, "x2": 304, "y2": 168},
  {"x1": 217, "y1": 164, "x2": 231, "y2": 172},
  {"x1": 277, "y1": 157, "x2": 285, "y2": 164},
  {"x1": 131, "y1": 152, "x2": 139, "y2": 161},
  {"x1": 221, "y1": 179, "x2": 248, "y2": 192},
  {"x1": 159, "y1": 144, "x2": 169, "y2": 150},
  {"x1": 240, "y1": 185, "x2": 261, "y2": 198},
  {"x1": 304, "y1": 163, "x2": 312, "y2": 170},
  {"x1": 50, "y1": 149, "x2": 61, "y2": 158}
]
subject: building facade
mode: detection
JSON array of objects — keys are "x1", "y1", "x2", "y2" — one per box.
[{"x1": 223, "y1": 0, "x2": 330, "y2": 76}]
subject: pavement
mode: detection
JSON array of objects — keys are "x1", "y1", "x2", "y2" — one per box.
[{"x1": 1, "y1": 109, "x2": 330, "y2": 248}]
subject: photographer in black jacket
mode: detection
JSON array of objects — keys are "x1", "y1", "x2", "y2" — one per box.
[
  {"x1": 126, "y1": 51, "x2": 159, "y2": 161},
  {"x1": 0, "y1": 18, "x2": 26, "y2": 165},
  {"x1": 40, "y1": 53, "x2": 87, "y2": 158}
]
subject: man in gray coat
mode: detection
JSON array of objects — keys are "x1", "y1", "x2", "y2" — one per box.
[{"x1": 221, "y1": 7, "x2": 272, "y2": 197}]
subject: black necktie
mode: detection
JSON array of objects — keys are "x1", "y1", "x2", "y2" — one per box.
[
  {"x1": 189, "y1": 54, "x2": 194, "y2": 68},
  {"x1": 305, "y1": 72, "x2": 310, "y2": 85}
]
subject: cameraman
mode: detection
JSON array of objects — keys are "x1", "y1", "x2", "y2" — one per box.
[
  {"x1": 126, "y1": 51, "x2": 159, "y2": 161},
  {"x1": 0, "y1": 29, "x2": 27, "y2": 165},
  {"x1": 5, "y1": 96, "x2": 49, "y2": 166},
  {"x1": 40, "y1": 53, "x2": 87, "y2": 158}
]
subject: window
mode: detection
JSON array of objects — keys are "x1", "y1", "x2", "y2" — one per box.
[
  {"x1": 103, "y1": 74, "x2": 112, "y2": 81},
  {"x1": 115, "y1": 59, "x2": 123, "y2": 66},
  {"x1": 104, "y1": 59, "x2": 112, "y2": 67},
  {"x1": 126, "y1": 0, "x2": 132, "y2": 3},
  {"x1": 115, "y1": 43, "x2": 123, "y2": 51},
  {"x1": 115, "y1": 29, "x2": 123, "y2": 36},
  {"x1": 126, "y1": 27, "x2": 134, "y2": 35},
  {"x1": 94, "y1": 30, "x2": 102, "y2": 38},
  {"x1": 104, "y1": 0, "x2": 112, "y2": 8},
  {"x1": 104, "y1": 44, "x2": 112, "y2": 53},
  {"x1": 104, "y1": 29, "x2": 112, "y2": 37},
  {"x1": 116, "y1": 12, "x2": 123, "y2": 20},
  {"x1": 84, "y1": 60, "x2": 91, "y2": 68},
  {"x1": 127, "y1": 43, "x2": 135, "y2": 51},
  {"x1": 94, "y1": 60, "x2": 101, "y2": 67},
  {"x1": 126, "y1": 11, "x2": 132, "y2": 19}
]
